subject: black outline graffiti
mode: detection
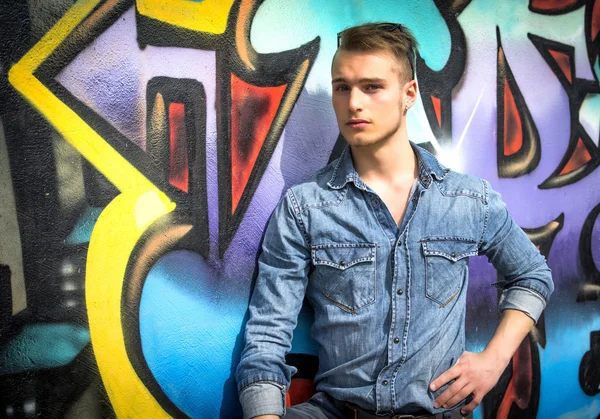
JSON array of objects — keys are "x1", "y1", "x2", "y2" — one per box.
[
  {"x1": 135, "y1": 0, "x2": 321, "y2": 257},
  {"x1": 121, "y1": 214, "x2": 195, "y2": 419},
  {"x1": 496, "y1": 28, "x2": 542, "y2": 179},
  {"x1": 146, "y1": 77, "x2": 210, "y2": 258},
  {"x1": 581, "y1": 191, "x2": 600, "y2": 403},
  {"x1": 34, "y1": 0, "x2": 176, "y2": 199},
  {"x1": 30, "y1": 0, "x2": 320, "y2": 259},
  {"x1": 580, "y1": 331, "x2": 600, "y2": 396},
  {"x1": 577, "y1": 202, "x2": 600, "y2": 302},
  {"x1": 417, "y1": 0, "x2": 469, "y2": 146},
  {"x1": 583, "y1": 0, "x2": 599, "y2": 72},
  {"x1": 528, "y1": 31, "x2": 600, "y2": 189},
  {"x1": 216, "y1": 0, "x2": 319, "y2": 257},
  {"x1": 522, "y1": 213, "x2": 565, "y2": 349}
]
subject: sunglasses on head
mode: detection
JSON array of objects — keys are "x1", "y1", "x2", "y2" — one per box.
[{"x1": 337, "y1": 23, "x2": 415, "y2": 80}]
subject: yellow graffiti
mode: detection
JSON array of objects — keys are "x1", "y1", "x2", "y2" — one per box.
[
  {"x1": 137, "y1": 0, "x2": 236, "y2": 35},
  {"x1": 8, "y1": 0, "x2": 175, "y2": 417}
]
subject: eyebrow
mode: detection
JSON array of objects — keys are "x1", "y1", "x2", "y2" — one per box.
[{"x1": 331, "y1": 77, "x2": 386, "y2": 84}]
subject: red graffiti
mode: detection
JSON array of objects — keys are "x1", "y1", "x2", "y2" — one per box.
[
  {"x1": 168, "y1": 102, "x2": 189, "y2": 192},
  {"x1": 497, "y1": 338, "x2": 534, "y2": 418},
  {"x1": 431, "y1": 95, "x2": 442, "y2": 127},
  {"x1": 548, "y1": 49, "x2": 573, "y2": 84},
  {"x1": 530, "y1": 0, "x2": 584, "y2": 13},
  {"x1": 502, "y1": 78, "x2": 523, "y2": 156},
  {"x1": 286, "y1": 378, "x2": 316, "y2": 407},
  {"x1": 230, "y1": 74, "x2": 287, "y2": 213},
  {"x1": 560, "y1": 137, "x2": 593, "y2": 174},
  {"x1": 593, "y1": 0, "x2": 600, "y2": 42}
]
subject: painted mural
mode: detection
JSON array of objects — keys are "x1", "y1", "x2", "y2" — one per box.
[{"x1": 0, "y1": 0, "x2": 599, "y2": 418}]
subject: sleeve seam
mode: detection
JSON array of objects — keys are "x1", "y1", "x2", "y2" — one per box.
[
  {"x1": 287, "y1": 188, "x2": 311, "y2": 246},
  {"x1": 478, "y1": 178, "x2": 490, "y2": 251}
]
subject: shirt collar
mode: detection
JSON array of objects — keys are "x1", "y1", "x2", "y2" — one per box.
[{"x1": 327, "y1": 141, "x2": 450, "y2": 190}]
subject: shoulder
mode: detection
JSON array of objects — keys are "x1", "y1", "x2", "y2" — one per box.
[
  {"x1": 413, "y1": 143, "x2": 486, "y2": 201},
  {"x1": 436, "y1": 169, "x2": 487, "y2": 203},
  {"x1": 287, "y1": 159, "x2": 343, "y2": 209}
]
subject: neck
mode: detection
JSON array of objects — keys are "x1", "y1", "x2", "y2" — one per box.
[{"x1": 350, "y1": 129, "x2": 417, "y2": 184}]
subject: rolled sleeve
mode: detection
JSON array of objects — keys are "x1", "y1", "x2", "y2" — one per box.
[
  {"x1": 498, "y1": 286, "x2": 547, "y2": 322},
  {"x1": 479, "y1": 180, "x2": 554, "y2": 322},
  {"x1": 240, "y1": 382, "x2": 286, "y2": 419}
]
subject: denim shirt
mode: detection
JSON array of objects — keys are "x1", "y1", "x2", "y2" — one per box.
[{"x1": 236, "y1": 143, "x2": 553, "y2": 418}]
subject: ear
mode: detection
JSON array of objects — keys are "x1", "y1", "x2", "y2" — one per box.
[{"x1": 404, "y1": 79, "x2": 418, "y2": 109}]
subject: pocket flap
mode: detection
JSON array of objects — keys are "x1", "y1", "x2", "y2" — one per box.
[
  {"x1": 312, "y1": 244, "x2": 376, "y2": 270},
  {"x1": 422, "y1": 239, "x2": 478, "y2": 262}
]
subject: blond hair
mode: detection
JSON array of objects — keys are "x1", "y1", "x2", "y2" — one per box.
[{"x1": 337, "y1": 23, "x2": 418, "y2": 82}]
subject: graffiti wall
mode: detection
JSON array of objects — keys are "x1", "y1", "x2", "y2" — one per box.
[{"x1": 0, "y1": 0, "x2": 599, "y2": 418}]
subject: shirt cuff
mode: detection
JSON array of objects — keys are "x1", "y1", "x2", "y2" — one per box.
[
  {"x1": 240, "y1": 382, "x2": 286, "y2": 419},
  {"x1": 498, "y1": 286, "x2": 547, "y2": 323}
]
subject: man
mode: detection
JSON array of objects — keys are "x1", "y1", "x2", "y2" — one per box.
[{"x1": 236, "y1": 23, "x2": 553, "y2": 419}]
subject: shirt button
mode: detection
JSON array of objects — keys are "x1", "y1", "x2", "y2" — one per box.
[
  {"x1": 340, "y1": 260, "x2": 346, "y2": 267},
  {"x1": 394, "y1": 337, "x2": 400, "y2": 344},
  {"x1": 372, "y1": 199, "x2": 379, "y2": 206},
  {"x1": 382, "y1": 380, "x2": 388, "y2": 386},
  {"x1": 451, "y1": 252, "x2": 456, "y2": 258},
  {"x1": 397, "y1": 289, "x2": 403, "y2": 295}
]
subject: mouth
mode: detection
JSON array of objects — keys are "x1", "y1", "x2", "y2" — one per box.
[{"x1": 346, "y1": 119, "x2": 370, "y2": 129}]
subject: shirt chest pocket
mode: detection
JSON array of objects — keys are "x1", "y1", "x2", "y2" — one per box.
[
  {"x1": 422, "y1": 239, "x2": 478, "y2": 307},
  {"x1": 311, "y1": 243, "x2": 377, "y2": 314}
]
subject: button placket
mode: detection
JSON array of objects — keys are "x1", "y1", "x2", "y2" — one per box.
[
  {"x1": 388, "y1": 250, "x2": 398, "y2": 361},
  {"x1": 390, "y1": 235, "x2": 406, "y2": 366},
  {"x1": 366, "y1": 190, "x2": 396, "y2": 243}
]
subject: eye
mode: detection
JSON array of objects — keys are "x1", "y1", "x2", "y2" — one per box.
[
  {"x1": 366, "y1": 84, "x2": 383, "y2": 91},
  {"x1": 334, "y1": 84, "x2": 350, "y2": 92}
]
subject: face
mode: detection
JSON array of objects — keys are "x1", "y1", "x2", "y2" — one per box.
[{"x1": 331, "y1": 49, "x2": 416, "y2": 148}]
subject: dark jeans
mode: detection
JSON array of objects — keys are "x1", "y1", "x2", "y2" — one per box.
[
  {"x1": 283, "y1": 392, "x2": 345, "y2": 419},
  {"x1": 283, "y1": 392, "x2": 473, "y2": 419}
]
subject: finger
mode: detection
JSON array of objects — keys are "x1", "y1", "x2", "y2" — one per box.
[
  {"x1": 433, "y1": 378, "x2": 468, "y2": 409},
  {"x1": 459, "y1": 396, "x2": 481, "y2": 415},
  {"x1": 430, "y1": 365, "x2": 461, "y2": 392},
  {"x1": 444, "y1": 383, "x2": 476, "y2": 409}
]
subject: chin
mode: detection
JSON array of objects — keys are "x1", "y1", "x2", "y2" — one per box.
[{"x1": 343, "y1": 133, "x2": 380, "y2": 148}]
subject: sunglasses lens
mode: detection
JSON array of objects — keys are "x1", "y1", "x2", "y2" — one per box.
[{"x1": 379, "y1": 23, "x2": 402, "y2": 32}]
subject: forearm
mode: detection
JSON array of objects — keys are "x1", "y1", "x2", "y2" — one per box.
[{"x1": 482, "y1": 309, "x2": 534, "y2": 367}]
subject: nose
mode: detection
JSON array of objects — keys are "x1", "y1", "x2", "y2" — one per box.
[{"x1": 348, "y1": 88, "x2": 363, "y2": 113}]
